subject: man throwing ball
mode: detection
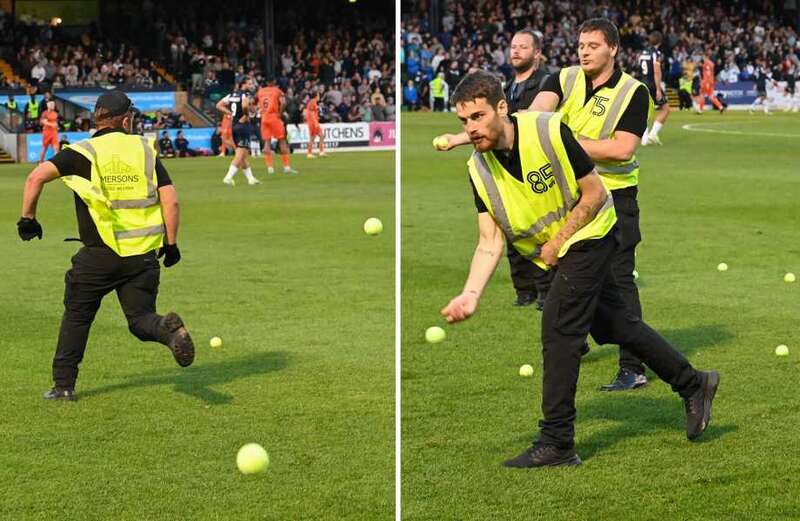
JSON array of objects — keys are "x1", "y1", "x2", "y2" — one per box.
[{"x1": 440, "y1": 70, "x2": 719, "y2": 467}]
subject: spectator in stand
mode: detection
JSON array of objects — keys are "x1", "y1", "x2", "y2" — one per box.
[
  {"x1": 402, "y1": 0, "x2": 799, "y2": 110},
  {"x1": 158, "y1": 131, "x2": 175, "y2": 158},
  {"x1": 174, "y1": 131, "x2": 197, "y2": 157},
  {"x1": 403, "y1": 79, "x2": 419, "y2": 111}
]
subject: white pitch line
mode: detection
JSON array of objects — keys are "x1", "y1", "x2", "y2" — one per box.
[{"x1": 681, "y1": 123, "x2": 800, "y2": 139}]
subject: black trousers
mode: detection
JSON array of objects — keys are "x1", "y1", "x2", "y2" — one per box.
[
  {"x1": 432, "y1": 97, "x2": 445, "y2": 111},
  {"x1": 53, "y1": 247, "x2": 165, "y2": 389},
  {"x1": 610, "y1": 188, "x2": 646, "y2": 374},
  {"x1": 507, "y1": 247, "x2": 552, "y2": 298},
  {"x1": 537, "y1": 231, "x2": 700, "y2": 449}
]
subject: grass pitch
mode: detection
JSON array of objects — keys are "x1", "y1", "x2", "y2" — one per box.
[
  {"x1": 401, "y1": 111, "x2": 800, "y2": 520},
  {"x1": 1, "y1": 151, "x2": 394, "y2": 520}
]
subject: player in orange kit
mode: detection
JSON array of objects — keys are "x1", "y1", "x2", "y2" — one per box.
[
  {"x1": 219, "y1": 113, "x2": 233, "y2": 156},
  {"x1": 256, "y1": 78, "x2": 298, "y2": 174},
  {"x1": 305, "y1": 90, "x2": 326, "y2": 158},
  {"x1": 699, "y1": 50, "x2": 724, "y2": 113},
  {"x1": 39, "y1": 100, "x2": 60, "y2": 163}
]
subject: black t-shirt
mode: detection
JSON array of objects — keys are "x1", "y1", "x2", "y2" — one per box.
[
  {"x1": 470, "y1": 118, "x2": 595, "y2": 213},
  {"x1": 49, "y1": 128, "x2": 172, "y2": 247},
  {"x1": 540, "y1": 67, "x2": 649, "y2": 137},
  {"x1": 505, "y1": 68, "x2": 550, "y2": 114}
]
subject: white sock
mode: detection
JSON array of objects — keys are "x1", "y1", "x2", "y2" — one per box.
[
  {"x1": 224, "y1": 164, "x2": 238, "y2": 181},
  {"x1": 651, "y1": 121, "x2": 663, "y2": 137},
  {"x1": 641, "y1": 128, "x2": 649, "y2": 144},
  {"x1": 243, "y1": 167, "x2": 256, "y2": 182}
]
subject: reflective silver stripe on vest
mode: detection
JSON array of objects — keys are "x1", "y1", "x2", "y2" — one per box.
[
  {"x1": 73, "y1": 140, "x2": 98, "y2": 162},
  {"x1": 595, "y1": 160, "x2": 639, "y2": 174},
  {"x1": 114, "y1": 224, "x2": 164, "y2": 240},
  {"x1": 599, "y1": 77, "x2": 639, "y2": 139},
  {"x1": 110, "y1": 197, "x2": 159, "y2": 209},
  {"x1": 562, "y1": 67, "x2": 580, "y2": 103},
  {"x1": 536, "y1": 113, "x2": 575, "y2": 207},
  {"x1": 472, "y1": 152, "x2": 520, "y2": 242},
  {"x1": 140, "y1": 136, "x2": 156, "y2": 198},
  {"x1": 70, "y1": 141, "x2": 104, "y2": 199}
]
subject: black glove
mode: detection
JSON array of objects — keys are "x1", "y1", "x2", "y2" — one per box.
[
  {"x1": 157, "y1": 243, "x2": 181, "y2": 267},
  {"x1": 17, "y1": 217, "x2": 43, "y2": 241}
]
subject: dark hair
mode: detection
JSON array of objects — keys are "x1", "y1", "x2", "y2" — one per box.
[
  {"x1": 578, "y1": 18, "x2": 620, "y2": 49},
  {"x1": 513, "y1": 29, "x2": 541, "y2": 50},
  {"x1": 450, "y1": 70, "x2": 505, "y2": 108},
  {"x1": 650, "y1": 31, "x2": 663, "y2": 44}
]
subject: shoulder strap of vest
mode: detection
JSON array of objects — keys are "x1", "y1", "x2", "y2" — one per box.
[
  {"x1": 598, "y1": 72, "x2": 643, "y2": 139},
  {"x1": 561, "y1": 66, "x2": 582, "y2": 102}
]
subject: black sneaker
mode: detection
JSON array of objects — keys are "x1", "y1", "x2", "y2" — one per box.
[
  {"x1": 503, "y1": 443, "x2": 582, "y2": 468},
  {"x1": 513, "y1": 292, "x2": 537, "y2": 307},
  {"x1": 159, "y1": 312, "x2": 195, "y2": 367},
  {"x1": 44, "y1": 387, "x2": 76, "y2": 401},
  {"x1": 599, "y1": 368, "x2": 647, "y2": 391},
  {"x1": 685, "y1": 370, "x2": 720, "y2": 440}
]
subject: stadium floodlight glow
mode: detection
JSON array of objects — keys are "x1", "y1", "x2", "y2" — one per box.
[{"x1": 50, "y1": 17, "x2": 62, "y2": 26}]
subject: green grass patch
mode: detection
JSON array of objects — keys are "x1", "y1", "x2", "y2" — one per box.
[
  {"x1": 2, "y1": 152, "x2": 395, "y2": 520},
  {"x1": 401, "y1": 111, "x2": 800, "y2": 520}
]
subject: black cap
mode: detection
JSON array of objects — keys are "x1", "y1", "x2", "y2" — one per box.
[{"x1": 94, "y1": 90, "x2": 133, "y2": 118}]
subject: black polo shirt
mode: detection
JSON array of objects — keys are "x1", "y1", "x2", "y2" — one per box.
[
  {"x1": 49, "y1": 128, "x2": 172, "y2": 247},
  {"x1": 540, "y1": 67, "x2": 649, "y2": 137},
  {"x1": 470, "y1": 117, "x2": 595, "y2": 213},
  {"x1": 505, "y1": 67, "x2": 550, "y2": 114}
]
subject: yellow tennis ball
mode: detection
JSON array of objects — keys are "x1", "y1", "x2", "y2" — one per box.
[
  {"x1": 785, "y1": 273, "x2": 796, "y2": 283},
  {"x1": 775, "y1": 345, "x2": 789, "y2": 357},
  {"x1": 519, "y1": 364, "x2": 534, "y2": 377},
  {"x1": 717, "y1": 262, "x2": 728, "y2": 272},
  {"x1": 364, "y1": 217, "x2": 383, "y2": 236},
  {"x1": 425, "y1": 326, "x2": 446, "y2": 344},
  {"x1": 432, "y1": 136, "x2": 448, "y2": 150},
  {"x1": 210, "y1": 337, "x2": 222, "y2": 348},
  {"x1": 237, "y1": 443, "x2": 269, "y2": 474}
]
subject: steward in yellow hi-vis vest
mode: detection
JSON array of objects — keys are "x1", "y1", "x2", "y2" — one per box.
[
  {"x1": 556, "y1": 65, "x2": 651, "y2": 190},
  {"x1": 441, "y1": 69, "x2": 716, "y2": 469},
  {"x1": 532, "y1": 19, "x2": 655, "y2": 389},
  {"x1": 61, "y1": 132, "x2": 165, "y2": 257},
  {"x1": 467, "y1": 110, "x2": 616, "y2": 271},
  {"x1": 17, "y1": 90, "x2": 195, "y2": 401}
]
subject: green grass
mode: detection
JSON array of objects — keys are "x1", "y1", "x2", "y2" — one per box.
[
  {"x1": 401, "y1": 111, "x2": 800, "y2": 520},
  {"x1": 1, "y1": 151, "x2": 395, "y2": 520}
]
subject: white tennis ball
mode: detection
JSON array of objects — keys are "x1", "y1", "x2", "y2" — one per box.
[
  {"x1": 775, "y1": 345, "x2": 789, "y2": 357},
  {"x1": 210, "y1": 337, "x2": 222, "y2": 348},
  {"x1": 237, "y1": 443, "x2": 269, "y2": 474},
  {"x1": 717, "y1": 262, "x2": 728, "y2": 272},
  {"x1": 363, "y1": 217, "x2": 383, "y2": 236},
  {"x1": 519, "y1": 364, "x2": 534, "y2": 377},
  {"x1": 785, "y1": 273, "x2": 796, "y2": 283},
  {"x1": 425, "y1": 326, "x2": 446, "y2": 344}
]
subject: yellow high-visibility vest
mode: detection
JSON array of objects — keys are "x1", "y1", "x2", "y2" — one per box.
[
  {"x1": 61, "y1": 132, "x2": 165, "y2": 256},
  {"x1": 468, "y1": 111, "x2": 617, "y2": 270},
  {"x1": 557, "y1": 66, "x2": 651, "y2": 190}
]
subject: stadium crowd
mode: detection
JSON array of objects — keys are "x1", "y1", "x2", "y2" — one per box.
[
  {"x1": 156, "y1": 7, "x2": 395, "y2": 124},
  {"x1": 1, "y1": 13, "x2": 167, "y2": 90},
  {"x1": 401, "y1": 0, "x2": 800, "y2": 109}
]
